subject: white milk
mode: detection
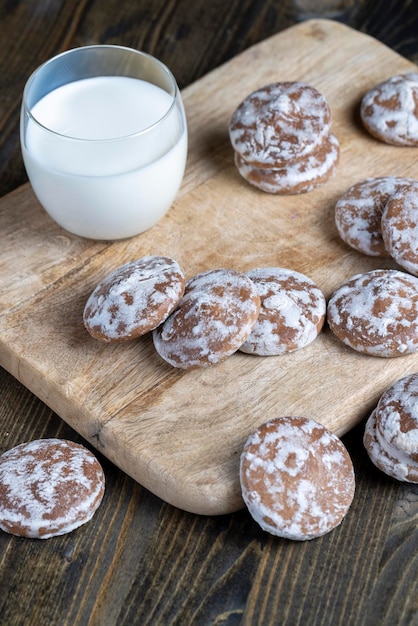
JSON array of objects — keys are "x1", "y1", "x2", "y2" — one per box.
[{"x1": 22, "y1": 76, "x2": 187, "y2": 239}]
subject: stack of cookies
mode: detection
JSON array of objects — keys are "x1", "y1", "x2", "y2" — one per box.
[{"x1": 228, "y1": 81, "x2": 339, "y2": 195}]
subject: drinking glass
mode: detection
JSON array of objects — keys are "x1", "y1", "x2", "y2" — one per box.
[{"x1": 20, "y1": 45, "x2": 188, "y2": 240}]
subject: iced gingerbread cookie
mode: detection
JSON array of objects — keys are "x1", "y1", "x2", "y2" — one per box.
[
  {"x1": 364, "y1": 409, "x2": 418, "y2": 483},
  {"x1": 84, "y1": 255, "x2": 185, "y2": 342},
  {"x1": 381, "y1": 180, "x2": 418, "y2": 276},
  {"x1": 0, "y1": 439, "x2": 105, "y2": 539},
  {"x1": 327, "y1": 269, "x2": 418, "y2": 357},
  {"x1": 361, "y1": 73, "x2": 418, "y2": 145},
  {"x1": 229, "y1": 81, "x2": 332, "y2": 168},
  {"x1": 234, "y1": 133, "x2": 339, "y2": 195},
  {"x1": 240, "y1": 416, "x2": 355, "y2": 540},
  {"x1": 153, "y1": 268, "x2": 261, "y2": 369},
  {"x1": 335, "y1": 176, "x2": 415, "y2": 257},
  {"x1": 374, "y1": 373, "x2": 418, "y2": 463},
  {"x1": 239, "y1": 267, "x2": 326, "y2": 356}
]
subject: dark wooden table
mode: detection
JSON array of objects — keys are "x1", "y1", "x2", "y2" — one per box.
[{"x1": 1, "y1": 1, "x2": 418, "y2": 624}]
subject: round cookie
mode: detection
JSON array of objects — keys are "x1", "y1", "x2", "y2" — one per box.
[
  {"x1": 234, "y1": 133, "x2": 339, "y2": 195},
  {"x1": 0, "y1": 439, "x2": 105, "y2": 539},
  {"x1": 229, "y1": 82, "x2": 332, "y2": 168},
  {"x1": 335, "y1": 176, "x2": 415, "y2": 257},
  {"x1": 381, "y1": 181, "x2": 418, "y2": 276},
  {"x1": 364, "y1": 409, "x2": 418, "y2": 483},
  {"x1": 153, "y1": 268, "x2": 261, "y2": 369},
  {"x1": 240, "y1": 416, "x2": 355, "y2": 540},
  {"x1": 83, "y1": 255, "x2": 185, "y2": 342},
  {"x1": 239, "y1": 267, "x2": 326, "y2": 356},
  {"x1": 361, "y1": 73, "x2": 418, "y2": 146},
  {"x1": 374, "y1": 373, "x2": 418, "y2": 462},
  {"x1": 327, "y1": 269, "x2": 418, "y2": 357}
]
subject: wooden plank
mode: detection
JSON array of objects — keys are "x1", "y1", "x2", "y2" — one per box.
[{"x1": 1, "y1": 19, "x2": 418, "y2": 515}]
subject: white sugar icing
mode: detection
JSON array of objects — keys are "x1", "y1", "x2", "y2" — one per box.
[
  {"x1": 84, "y1": 255, "x2": 185, "y2": 340},
  {"x1": 240, "y1": 417, "x2": 355, "y2": 541},
  {"x1": 335, "y1": 176, "x2": 415, "y2": 257},
  {"x1": 0, "y1": 439, "x2": 105, "y2": 539},
  {"x1": 229, "y1": 82, "x2": 332, "y2": 167},
  {"x1": 327, "y1": 269, "x2": 418, "y2": 357},
  {"x1": 375, "y1": 374, "x2": 418, "y2": 455},
  {"x1": 364, "y1": 410, "x2": 418, "y2": 483},
  {"x1": 381, "y1": 183, "x2": 418, "y2": 276},
  {"x1": 361, "y1": 73, "x2": 418, "y2": 145},
  {"x1": 234, "y1": 133, "x2": 339, "y2": 195},
  {"x1": 239, "y1": 267, "x2": 326, "y2": 356},
  {"x1": 153, "y1": 268, "x2": 260, "y2": 369}
]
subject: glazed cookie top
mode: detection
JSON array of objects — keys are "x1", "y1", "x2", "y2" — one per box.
[
  {"x1": 327, "y1": 269, "x2": 418, "y2": 357},
  {"x1": 240, "y1": 416, "x2": 355, "y2": 541},
  {"x1": 361, "y1": 73, "x2": 418, "y2": 146},
  {"x1": 153, "y1": 268, "x2": 261, "y2": 369},
  {"x1": 375, "y1": 373, "x2": 418, "y2": 460},
  {"x1": 381, "y1": 181, "x2": 418, "y2": 276},
  {"x1": 335, "y1": 176, "x2": 415, "y2": 257},
  {"x1": 234, "y1": 133, "x2": 339, "y2": 195},
  {"x1": 239, "y1": 267, "x2": 326, "y2": 356},
  {"x1": 229, "y1": 82, "x2": 332, "y2": 168},
  {"x1": 364, "y1": 409, "x2": 418, "y2": 483},
  {"x1": 0, "y1": 439, "x2": 105, "y2": 539},
  {"x1": 84, "y1": 255, "x2": 186, "y2": 342}
]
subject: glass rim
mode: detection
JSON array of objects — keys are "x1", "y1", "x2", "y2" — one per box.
[{"x1": 22, "y1": 44, "x2": 181, "y2": 143}]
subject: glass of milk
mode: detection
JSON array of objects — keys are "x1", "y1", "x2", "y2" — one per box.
[{"x1": 20, "y1": 45, "x2": 188, "y2": 240}]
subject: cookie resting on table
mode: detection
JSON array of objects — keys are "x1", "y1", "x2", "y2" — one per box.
[
  {"x1": 153, "y1": 268, "x2": 261, "y2": 369},
  {"x1": 364, "y1": 373, "x2": 418, "y2": 482},
  {"x1": 239, "y1": 416, "x2": 355, "y2": 541},
  {"x1": 334, "y1": 176, "x2": 415, "y2": 257},
  {"x1": 327, "y1": 269, "x2": 418, "y2": 357},
  {"x1": 239, "y1": 267, "x2": 326, "y2": 356},
  {"x1": 0, "y1": 439, "x2": 105, "y2": 539},
  {"x1": 361, "y1": 73, "x2": 418, "y2": 146},
  {"x1": 364, "y1": 409, "x2": 418, "y2": 483},
  {"x1": 83, "y1": 255, "x2": 185, "y2": 342}
]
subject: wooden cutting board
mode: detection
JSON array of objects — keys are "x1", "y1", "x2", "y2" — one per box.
[{"x1": 2, "y1": 19, "x2": 418, "y2": 515}]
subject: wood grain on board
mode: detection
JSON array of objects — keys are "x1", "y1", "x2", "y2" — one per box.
[{"x1": 1, "y1": 19, "x2": 418, "y2": 515}]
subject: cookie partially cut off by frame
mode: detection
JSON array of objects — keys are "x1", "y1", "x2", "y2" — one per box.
[
  {"x1": 334, "y1": 176, "x2": 415, "y2": 257},
  {"x1": 381, "y1": 180, "x2": 418, "y2": 277},
  {"x1": 364, "y1": 373, "x2": 418, "y2": 483},
  {"x1": 0, "y1": 439, "x2": 105, "y2": 539},
  {"x1": 361, "y1": 73, "x2": 418, "y2": 146}
]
